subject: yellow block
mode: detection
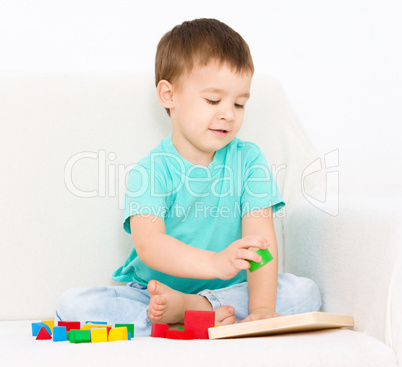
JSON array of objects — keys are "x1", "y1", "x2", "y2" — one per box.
[
  {"x1": 91, "y1": 328, "x2": 108, "y2": 343},
  {"x1": 81, "y1": 323, "x2": 112, "y2": 330},
  {"x1": 41, "y1": 320, "x2": 55, "y2": 333},
  {"x1": 108, "y1": 327, "x2": 128, "y2": 342}
]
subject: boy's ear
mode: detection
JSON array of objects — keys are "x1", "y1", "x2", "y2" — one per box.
[{"x1": 157, "y1": 80, "x2": 175, "y2": 109}]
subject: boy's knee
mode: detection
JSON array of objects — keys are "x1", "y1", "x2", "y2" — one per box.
[
  {"x1": 299, "y1": 277, "x2": 322, "y2": 311},
  {"x1": 56, "y1": 287, "x2": 86, "y2": 321},
  {"x1": 278, "y1": 273, "x2": 322, "y2": 314}
]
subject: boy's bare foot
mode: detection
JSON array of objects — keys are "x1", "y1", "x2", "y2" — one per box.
[{"x1": 147, "y1": 280, "x2": 236, "y2": 325}]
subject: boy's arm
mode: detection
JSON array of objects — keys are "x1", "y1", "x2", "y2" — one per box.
[
  {"x1": 130, "y1": 214, "x2": 267, "y2": 280},
  {"x1": 241, "y1": 206, "x2": 282, "y2": 321},
  {"x1": 130, "y1": 214, "x2": 216, "y2": 279}
]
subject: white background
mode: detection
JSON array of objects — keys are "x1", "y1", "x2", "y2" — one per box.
[{"x1": 1, "y1": 0, "x2": 401, "y2": 197}]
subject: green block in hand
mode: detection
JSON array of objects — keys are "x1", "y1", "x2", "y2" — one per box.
[{"x1": 248, "y1": 248, "x2": 274, "y2": 272}]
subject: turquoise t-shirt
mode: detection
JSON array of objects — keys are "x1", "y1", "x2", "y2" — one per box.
[{"x1": 112, "y1": 133, "x2": 285, "y2": 294}]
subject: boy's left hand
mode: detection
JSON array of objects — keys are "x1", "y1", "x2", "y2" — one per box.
[{"x1": 240, "y1": 307, "x2": 283, "y2": 323}]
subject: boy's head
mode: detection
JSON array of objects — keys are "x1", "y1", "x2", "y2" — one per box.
[{"x1": 155, "y1": 18, "x2": 254, "y2": 116}]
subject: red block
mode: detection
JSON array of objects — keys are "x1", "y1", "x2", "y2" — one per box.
[
  {"x1": 36, "y1": 327, "x2": 52, "y2": 340},
  {"x1": 151, "y1": 323, "x2": 169, "y2": 338},
  {"x1": 184, "y1": 311, "x2": 215, "y2": 339},
  {"x1": 165, "y1": 330, "x2": 194, "y2": 340},
  {"x1": 58, "y1": 321, "x2": 81, "y2": 332}
]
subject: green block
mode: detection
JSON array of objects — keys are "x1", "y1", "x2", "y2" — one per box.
[
  {"x1": 178, "y1": 327, "x2": 184, "y2": 331},
  {"x1": 67, "y1": 331, "x2": 70, "y2": 341},
  {"x1": 248, "y1": 248, "x2": 274, "y2": 272},
  {"x1": 69, "y1": 329, "x2": 91, "y2": 343},
  {"x1": 115, "y1": 324, "x2": 134, "y2": 338}
]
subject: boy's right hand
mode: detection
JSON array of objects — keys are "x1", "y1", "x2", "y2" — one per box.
[{"x1": 212, "y1": 236, "x2": 270, "y2": 280}]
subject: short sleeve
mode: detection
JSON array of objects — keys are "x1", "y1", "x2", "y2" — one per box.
[
  {"x1": 123, "y1": 164, "x2": 168, "y2": 234},
  {"x1": 240, "y1": 146, "x2": 285, "y2": 216}
]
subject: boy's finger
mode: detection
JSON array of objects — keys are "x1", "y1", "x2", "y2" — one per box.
[
  {"x1": 240, "y1": 237, "x2": 268, "y2": 249},
  {"x1": 234, "y1": 259, "x2": 251, "y2": 270},
  {"x1": 237, "y1": 249, "x2": 262, "y2": 263}
]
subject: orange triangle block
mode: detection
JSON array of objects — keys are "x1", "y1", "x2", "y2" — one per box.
[{"x1": 36, "y1": 327, "x2": 52, "y2": 340}]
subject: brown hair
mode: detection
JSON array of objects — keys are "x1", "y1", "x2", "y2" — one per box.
[{"x1": 155, "y1": 18, "x2": 254, "y2": 115}]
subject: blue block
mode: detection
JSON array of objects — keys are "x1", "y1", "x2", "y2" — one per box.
[
  {"x1": 128, "y1": 332, "x2": 131, "y2": 340},
  {"x1": 85, "y1": 321, "x2": 108, "y2": 325},
  {"x1": 32, "y1": 322, "x2": 52, "y2": 337},
  {"x1": 53, "y1": 326, "x2": 67, "y2": 342}
]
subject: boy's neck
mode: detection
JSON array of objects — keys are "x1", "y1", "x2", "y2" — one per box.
[{"x1": 171, "y1": 133, "x2": 216, "y2": 168}]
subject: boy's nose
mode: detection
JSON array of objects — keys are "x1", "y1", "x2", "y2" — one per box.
[{"x1": 218, "y1": 105, "x2": 235, "y2": 121}]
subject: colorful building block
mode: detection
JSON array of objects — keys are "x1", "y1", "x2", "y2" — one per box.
[
  {"x1": 81, "y1": 323, "x2": 112, "y2": 331},
  {"x1": 151, "y1": 323, "x2": 169, "y2": 338},
  {"x1": 127, "y1": 332, "x2": 132, "y2": 340},
  {"x1": 58, "y1": 321, "x2": 80, "y2": 331},
  {"x1": 115, "y1": 324, "x2": 134, "y2": 338},
  {"x1": 91, "y1": 328, "x2": 108, "y2": 343},
  {"x1": 108, "y1": 327, "x2": 128, "y2": 342},
  {"x1": 184, "y1": 311, "x2": 215, "y2": 339},
  {"x1": 32, "y1": 322, "x2": 52, "y2": 337},
  {"x1": 53, "y1": 326, "x2": 67, "y2": 342},
  {"x1": 41, "y1": 320, "x2": 55, "y2": 333},
  {"x1": 248, "y1": 248, "x2": 274, "y2": 272},
  {"x1": 69, "y1": 329, "x2": 91, "y2": 343},
  {"x1": 165, "y1": 330, "x2": 194, "y2": 340},
  {"x1": 36, "y1": 327, "x2": 52, "y2": 340},
  {"x1": 85, "y1": 321, "x2": 108, "y2": 325}
]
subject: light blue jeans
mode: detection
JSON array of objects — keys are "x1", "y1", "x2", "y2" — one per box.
[{"x1": 56, "y1": 273, "x2": 321, "y2": 337}]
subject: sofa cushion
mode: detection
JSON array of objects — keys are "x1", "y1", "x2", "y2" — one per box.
[{"x1": 1, "y1": 321, "x2": 397, "y2": 367}]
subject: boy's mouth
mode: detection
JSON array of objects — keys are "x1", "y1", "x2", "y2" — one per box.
[{"x1": 209, "y1": 129, "x2": 228, "y2": 137}]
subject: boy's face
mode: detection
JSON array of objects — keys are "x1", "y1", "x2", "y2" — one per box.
[{"x1": 167, "y1": 60, "x2": 252, "y2": 166}]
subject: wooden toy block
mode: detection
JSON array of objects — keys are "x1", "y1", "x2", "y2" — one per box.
[
  {"x1": 69, "y1": 329, "x2": 91, "y2": 343},
  {"x1": 108, "y1": 327, "x2": 128, "y2": 342},
  {"x1": 127, "y1": 332, "x2": 131, "y2": 340},
  {"x1": 32, "y1": 322, "x2": 52, "y2": 337},
  {"x1": 36, "y1": 327, "x2": 52, "y2": 340},
  {"x1": 184, "y1": 311, "x2": 215, "y2": 339},
  {"x1": 248, "y1": 248, "x2": 274, "y2": 272},
  {"x1": 115, "y1": 324, "x2": 134, "y2": 338},
  {"x1": 85, "y1": 321, "x2": 107, "y2": 325},
  {"x1": 53, "y1": 326, "x2": 67, "y2": 342},
  {"x1": 67, "y1": 331, "x2": 70, "y2": 341},
  {"x1": 208, "y1": 312, "x2": 355, "y2": 339},
  {"x1": 81, "y1": 323, "x2": 112, "y2": 338},
  {"x1": 58, "y1": 321, "x2": 80, "y2": 331},
  {"x1": 165, "y1": 330, "x2": 194, "y2": 340},
  {"x1": 41, "y1": 320, "x2": 55, "y2": 333},
  {"x1": 151, "y1": 323, "x2": 169, "y2": 338},
  {"x1": 91, "y1": 328, "x2": 108, "y2": 343},
  {"x1": 81, "y1": 323, "x2": 112, "y2": 331}
]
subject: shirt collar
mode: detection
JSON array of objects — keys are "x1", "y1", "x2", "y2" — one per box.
[{"x1": 163, "y1": 132, "x2": 227, "y2": 175}]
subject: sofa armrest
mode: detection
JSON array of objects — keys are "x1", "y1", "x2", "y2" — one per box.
[
  {"x1": 283, "y1": 193, "x2": 402, "y2": 346},
  {"x1": 386, "y1": 250, "x2": 402, "y2": 363}
]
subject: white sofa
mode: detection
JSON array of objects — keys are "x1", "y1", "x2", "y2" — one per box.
[{"x1": 0, "y1": 71, "x2": 400, "y2": 366}]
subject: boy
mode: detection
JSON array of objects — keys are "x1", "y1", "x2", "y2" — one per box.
[{"x1": 56, "y1": 18, "x2": 321, "y2": 336}]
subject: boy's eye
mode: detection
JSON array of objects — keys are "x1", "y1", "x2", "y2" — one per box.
[{"x1": 206, "y1": 99, "x2": 245, "y2": 109}]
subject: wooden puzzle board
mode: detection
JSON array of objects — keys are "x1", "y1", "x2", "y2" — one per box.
[{"x1": 208, "y1": 312, "x2": 354, "y2": 340}]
